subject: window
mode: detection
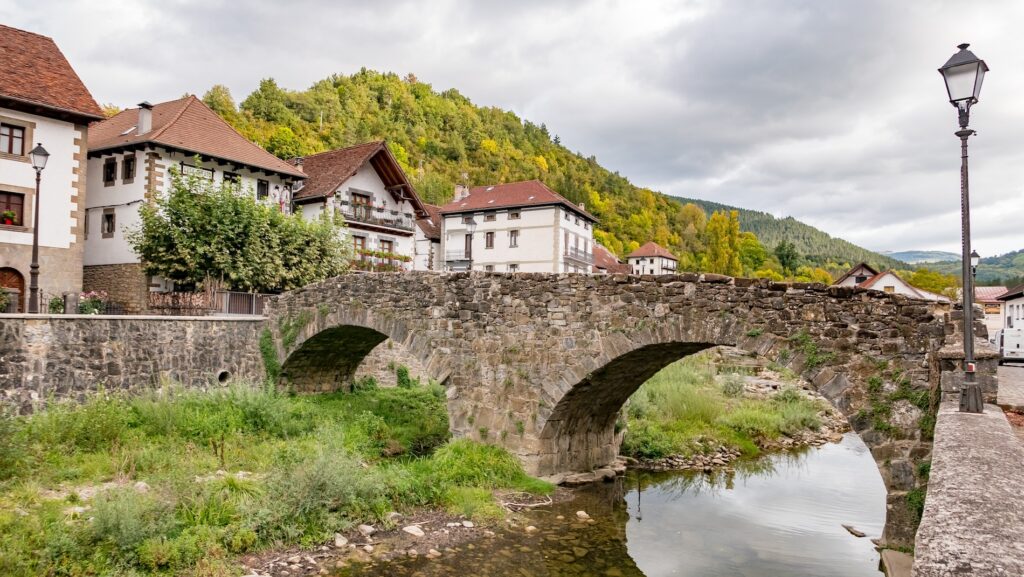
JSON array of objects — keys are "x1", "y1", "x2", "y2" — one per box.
[
  {"x1": 256, "y1": 179, "x2": 270, "y2": 200},
  {"x1": 103, "y1": 158, "x2": 117, "y2": 186},
  {"x1": 0, "y1": 191, "x2": 25, "y2": 226},
  {"x1": 462, "y1": 215, "x2": 474, "y2": 224},
  {"x1": 485, "y1": 265, "x2": 494, "y2": 272},
  {"x1": 464, "y1": 234, "x2": 473, "y2": 258},
  {"x1": 484, "y1": 212, "x2": 496, "y2": 222},
  {"x1": 509, "y1": 229, "x2": 519, "y2": 248},
  {"x1": 353, "y1": 236, "x2": 367, "y2": 252},
  {"x1": 379, "y1": 239, "x2": 394, "y2": 254},
  {"x1": 485, "y1": 231, "x2": 494, "y2": 249},
  {"x1": 122, "y1": 154, "x2": 136, "y2": 182},
  {"x1": 223, "y1": 172, "x2": 240, "y2": 185},
  {"x1": 564, "y1": 231, "x2": 569, "y2": 255},
  {"x1": 575, "y1": 217, "x2": 580, "y2": 225},
  {"x1": 584, "y1": 221, "x2": 590, "y2": 230},
  {"x1": 0, "y1": 123, "x2": 24, "y2": 156},
  {"x1": 855, "y1": 275, "x2": 868, "y2": 284},
  {"x1": 564, "y1": 210, "x2": 570, "y2": 221},
  {"x1": 508, "y1": 264, "x2": 519, "y2": 273},
  {"x1": 883, "y1": 286, "x2": 895, "y2": 293},
  {"x1": 649, "y1": 258, "x2": 654, "y2": 264},
  {"x1": 509, "y1": 211, "x2": 520, "y2": 220},
  {"x1": 101, "y1": 208, "x2": 116, "y2": 238},
  {"x1": 351, "y1": 193, "x2": 371, "y2": 206}
]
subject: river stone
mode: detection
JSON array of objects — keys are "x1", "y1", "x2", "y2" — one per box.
[
  {"x1": 576, "y1": 511, "x2": 590, "y2": 520},
  {"x1": 462, "y1": 520, "x2": 474, "y2": 528},
  {"x1": 357, "y1": 524, "x2": 376, "y2": 536},
  {"x1": 402, "y1": 525, "x2": 425, "y2": 537},
  {"x1": 334, "y1": 533, "x2": 348, "y2": 547}
]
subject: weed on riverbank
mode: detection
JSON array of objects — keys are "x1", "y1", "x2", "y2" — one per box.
[
  {"x1": 0, "y1": 382, "x2": 550, "y2": 576},
  {"x1": 621, "y1": 354, "x2": 826, "y2": 460}
]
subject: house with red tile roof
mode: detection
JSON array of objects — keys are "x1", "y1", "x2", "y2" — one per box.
[
  {"x1": 414, "y1": 203, "x2": 442, "y2": 271},
  {"x1": 0, "y1": 24, "x2": 104, "y2": 312},
  {"x1": 976, "y1": 285, "x2": 1008, "y2": 335},
  {"x1": 627, "y1": 242, "x2": 677, "y2": 275},
  {"x1": 593, "y1": 244, "x2": 631, "y2": 275},
  {"x1": 832, "y1": 263, "x2": 950, "y2": 302},
  {"x1": 437, "y1": 180, "x2": 596, "y2": 273},
  {"x1": 83, "y1": 96, "x2": 306, "y2": 311},
  {"x1": 291, "y1": 141, "x2": 428, "y2": 272}
]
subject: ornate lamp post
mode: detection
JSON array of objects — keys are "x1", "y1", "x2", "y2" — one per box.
[
  {"x1": 970, "y1": 250, "x2": 980, "y2": 279},
  {"x1": 939, "y1": 44, "x2": 988, "y2": 413},
  {"x1": 27, "y1": 143, "x2": 49, "y2": 314}
]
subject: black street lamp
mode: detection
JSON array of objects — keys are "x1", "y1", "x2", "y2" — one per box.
[
  {"x1": 939, "y1": 44, "x2": 988, "y2": 413},
  {"x1": 465, "y1": 217, "x2": 478, "y2": 270},
  {"x1": 970, "y1": 249, "x2": 980, "y2": 279},
  {"x1": 27, "y1": 143, "x2": 49, "y2": 314}
]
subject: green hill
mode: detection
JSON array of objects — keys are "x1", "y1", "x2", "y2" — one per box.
[
  {"x1": 928, "y1": 248, "x2": 1024, "y2": 286},
  {"x1": 678, "y1": 197, "x2": 906, "y2": 270},
  {"x1": 200, "y1": 69, "x2": 903, "y2": 272}
]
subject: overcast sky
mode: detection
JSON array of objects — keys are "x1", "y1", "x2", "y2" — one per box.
[{"x1": 4, "y1": 0, "x2": 1022, "y2": 255}]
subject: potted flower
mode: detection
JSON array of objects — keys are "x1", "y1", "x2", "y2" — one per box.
[{"x1": 1, "y1": 210, "x2": 16, "y2": 226}]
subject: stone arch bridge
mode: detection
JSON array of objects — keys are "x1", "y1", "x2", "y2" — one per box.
[{"x1": 265, "y1": 271, "x2": 989, "y2": 544}]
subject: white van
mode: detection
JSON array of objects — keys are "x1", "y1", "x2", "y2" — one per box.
[{"x1": 998, "y1": 328, "x2": 1024, "y2": 365}]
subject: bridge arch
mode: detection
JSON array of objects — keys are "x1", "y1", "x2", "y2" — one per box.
[{"x1": 266, "y1": 271, "x2": 990, "y2": 546}]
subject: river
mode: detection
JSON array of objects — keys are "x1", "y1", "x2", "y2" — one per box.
[{"x1": 337, "y1": 433, "x2": 887, "y2": 576}]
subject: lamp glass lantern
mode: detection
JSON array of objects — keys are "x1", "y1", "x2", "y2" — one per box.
[
  {"x1": 465, "y1": 217, "x2": 478, "y2": 235},
  {"x1": 970, "y1": 250, "x2": 980, "y2": 268},
  {"x1": 30, "y1": 143, "x2": 49, "y2": 171},
  {"x1": 939, "y1": 43, "x2": 988, "y2": 108}
]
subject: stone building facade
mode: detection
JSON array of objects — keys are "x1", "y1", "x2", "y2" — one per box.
[{"x1": 0, "y1": 25, "x2": 104, "y2": 311}]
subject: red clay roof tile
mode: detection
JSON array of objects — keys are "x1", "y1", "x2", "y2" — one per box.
[
  {"x1": 628, "y1": 241, "x2": 677, "y2": 260},
  {"x1": 439, "y1": 180, "x2": 596, "y2": 221}
]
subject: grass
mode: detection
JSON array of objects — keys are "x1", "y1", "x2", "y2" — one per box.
[
  {"x1": 0, "y1": 382, "x2": 550, "y2": 577},
  {"x1": 621, "y1": 354, "x2": 825, "y2": 460}
]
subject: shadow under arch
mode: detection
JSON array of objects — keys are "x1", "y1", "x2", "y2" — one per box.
[
  {"x1": 536, "y1": 341, "x2": 716, "y2": 475},
  {"x1": 279, "y1": 325, "x2": 391, "y2": 392}
]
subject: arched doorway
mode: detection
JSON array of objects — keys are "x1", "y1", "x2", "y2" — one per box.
[{"x1": 0, "y1": 267, "x2": 25, "y2": 312}]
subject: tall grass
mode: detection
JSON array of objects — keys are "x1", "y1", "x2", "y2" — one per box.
[
  {"x1": 0, "y1": 381, "x2": 548, "y2": 577},
  {"x1": 622, "y1": 354, "x2": 824, "y2": 460}
]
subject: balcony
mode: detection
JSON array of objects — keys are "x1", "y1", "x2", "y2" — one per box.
[
  {"x1": 337, "y1": 203, "x2": 415, "y2": 232},
  {"x1": 564, "y1": 247, "x2": 594, "y2": 265},
  {"x1": 353, "y1": 249, "x2": 412, "y2": 272}
]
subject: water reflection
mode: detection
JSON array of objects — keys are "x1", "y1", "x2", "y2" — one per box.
[{"x1": 336, "y1": 433, "x2": 885, "y2": 577}]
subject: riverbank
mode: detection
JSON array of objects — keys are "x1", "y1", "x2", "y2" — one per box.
[
  {"x1": 621, "y1": 350, "x2": 847, "y2": 472},
  {"x1": 0, "y1": 382, "x2": 551, "y2": 577}
]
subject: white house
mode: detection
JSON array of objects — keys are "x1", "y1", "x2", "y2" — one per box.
[
  {"x1": 84, "y1": 96, "x2": 306, "y2": 312},
  {"x1": 628, "y1": 241, "x2": 677, "y2": 275},
  {"x1": 976, "y1": 286, "x2": 1007, "y2": 336},
  {"x1": 0, "y1": 25, "x2": 104, "y2": 312},
  {"x1": 414, "y1": 204, "x2": 442, "y2": 271},
  {"x1": 438, "y1": 180, "x2": 596, "y2": 273},
  {"x1": 832, "y1": 263, "x2": 949, "y2": 302},
  {"x1": 291, "y1": 141, "x2": 428, "y2": 272},
  {"x1": 998, "y1": 284, "x2": 1024, "y2": 329}
]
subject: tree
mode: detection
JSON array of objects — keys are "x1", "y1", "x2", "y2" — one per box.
[
  {"x1": 903, "y1": 268, "x2": 959, "y2": 299},
  {"x1": 774, "y1": 241, "x2": 800, "y2": 274},
  {"x1": 703, "y1": 210, "x2": 743, "y2": 276},
  {"x1": 127, "y1": 168, "x2": 351, "y2": 293},
  {"x1": 738, "y1": 232, "x2": 768, "y2": 273}
]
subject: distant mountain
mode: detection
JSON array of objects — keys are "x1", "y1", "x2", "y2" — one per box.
[
  {"x1": 928, "y1": 248, "x2": 1024, "y2": 286},
  {"x1": 675, "y1": 197, "x2": 907, "y2": 270},
  {"x1": 881, "y1": 250, "x2": 960, "y2": 264}
]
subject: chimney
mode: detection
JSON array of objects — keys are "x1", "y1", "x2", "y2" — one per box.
[
  {"x1": 137, "y1": 101, "x2": 153, "y2": 135},
  {"x1": 453, "y1": 183, "x2": 471, "y2": 202}
]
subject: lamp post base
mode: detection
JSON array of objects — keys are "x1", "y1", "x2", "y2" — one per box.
[{"x1": 959, "y1": 383, "x2": 984, "y2": 413}]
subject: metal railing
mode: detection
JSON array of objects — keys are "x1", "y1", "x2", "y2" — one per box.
[
  {"x1": 445, "y1": 251, "x2": 472, "y2": 262},
  {"x1": 213, "y1": 291, "x2": 271, "y2": 316},
  {"x1": 564, "y1": 247, "x2": 595, "y2": 265},
  {"x1": 337, "y1": 204, "x2": 415, "y2": 232}
]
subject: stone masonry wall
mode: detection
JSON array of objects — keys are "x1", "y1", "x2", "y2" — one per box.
[
  {"x1": 83, "y1": 263, "x2": 150, "y2": 313},
  {"x1": 267, "y1": 271, "x2": 978, "y2": 547},
  {"x1": 354, "y1": 338, "x2": 433, "y2": 388},
  {"x1": 0, "y1": 314, "x2": 264, "y2": 413}
]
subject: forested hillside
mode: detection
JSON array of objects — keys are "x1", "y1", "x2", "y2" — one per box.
[
  {"x1": 930, "y1": 248, "x2": 1024, "y2": 287},
  {"x1": 681, "y1": 198, "x2": 906, "y2": 270},
  {"x1": 200, "y1": 69, "x2": 899, "y2": 275}
]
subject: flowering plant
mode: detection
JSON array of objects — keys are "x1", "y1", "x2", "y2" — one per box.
[{"x1": 78, "y1": 290, "x2": 108, "y2": 315}]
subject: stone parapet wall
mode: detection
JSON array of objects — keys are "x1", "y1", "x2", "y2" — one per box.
[
  {"x1": 0, "y1": 314, "x2": 265, "y2": 413},
  {"x1": 83, "y1": 263, "x2": 149, "y2": 313}
]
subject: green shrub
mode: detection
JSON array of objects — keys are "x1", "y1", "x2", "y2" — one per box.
[
  {"x1": 47, "y1": 297, "x2": 64, "y2": 314},
  {"x1": 443, "y1": 486, "x2": 504, "y2": 521},
  {"x1": 720, "y1": 373, "x2": 745, "y2": 397},
  {"x1": 395, "y1": 365, "x2": 417, "y2": 389},
  {"x1": 621, "y1": 421, "x2": 676, "y2": 459},
  {"x1": 25, "y1": 393, "x2": 132, "y2": 453},
  {"x1": 0, "y1": 409, "x2": 25, "y2": 480},
  {"x1": 352, "y1": 375, "x2": 378, "y2": 392},
  {"x1": 89, "y1": 488, "x2": 175, "y2": 562}
]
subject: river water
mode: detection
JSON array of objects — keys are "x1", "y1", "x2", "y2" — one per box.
[{"x1": 337, "y1": 433, "x2": 887, "y2": 577}]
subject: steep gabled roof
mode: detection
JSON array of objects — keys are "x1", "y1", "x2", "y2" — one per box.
[
  {"x1": 834, "y1": 262, "x2": 880, "y2": 285},
  {"x1": 292, "y1": 141, "x2": 426, "y2": 216},
  {"x1": 438, "y1": 180, "x2": 596, "y2": 222},
  {"x1": 88, "y1": 96, "x2": 305, "y2": 179},
  {"x1": 593, "y1": 244, "x2": 631, "y2": 274},
  {"x1": 0, "y1": 24, "x2": 103, "y2": 122},
  {"x1": 628, "y1": 241, "x2": 677, "y2": 261},
  {"x1": 416, "y1": 203, "x2": 442, "y2": 241}
]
